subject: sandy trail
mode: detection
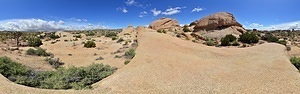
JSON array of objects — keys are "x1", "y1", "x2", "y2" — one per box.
[{"x1": 0, "y1": 29, "x2": 300, "y2": 94}]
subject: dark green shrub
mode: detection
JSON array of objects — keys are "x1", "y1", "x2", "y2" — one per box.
[
  {"x1": 73, "y1": 34, "x2": 81, "y2": 38},
  {"x1": 221, "y1": 34, "x2": 237, "y2": 46},
  {"x1": 105, "y1": 31, "x2": 117, "y2": 37},
  {"x1": 117, "y1": 38, "x2": 124, "y2": 43},
  {"x1": 124, "y1": 60, "x2": 130, "y2": 65},
  {"x1": 111, "y1": 36, "x2": 118, "y2": 40},
  {"x1": 84, "y1": 41, "x2": 96, "y2": 48},
  {"x1": 0, "y1": 56, "x2": 116, "y2": 90},
  {"x1": 290, "y1": 57, "x2": 300, "y2": 70},
  {"x1": 232, "y1": 41, "x2": 240, "y2": 46},
  {"x1": 27, "y1": 37, "x2": 43, "y2": 47},
  {"x1": 277, "y1": 40, "x2": 287, "y2": 46},
  {"x1": 85, "y1": 32, "x2": 95, "y2": 36},
  {"x1": 45, "y1": 58, "x2": 64, "y2": 69},
  {"x1": 125, "y1": 49, "x2": 135, "y2": 59},
  {"x1": 26, "y1": 48, "x2": 50, "y2": 56},
  {"x1": 262, "y1": 33, "x2": 278, "y2": 42},
  {"x1": 49, "y1": 34, "x2": 60, "y2": 40},
  {"x1": 239, "y1": 32, "x2": 259, "y2": 44},
  {"x1": 157, "y1": 29, "x2": 166, "y2": 34},
  {"x1": 183, "y1": 25, "x2": 191, "y2": 32}
]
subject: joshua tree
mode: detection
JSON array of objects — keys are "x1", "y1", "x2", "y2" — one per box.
[{"x1": 12, "y1": 31, "x2": 23, "y2": 48}]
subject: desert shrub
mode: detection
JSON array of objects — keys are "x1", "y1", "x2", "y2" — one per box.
[
  {"x1": 73, "y1": 34, "x2": 82, "y2": 38},
  {"x1": 49, "y1": 34, "x2": 60, "y2": 40},
  {"x1": 290, "y1": 57, "x2": 300, "y2": 70},
  {"x1": 105, "y1": 31, "x2": 118, "y2": 37},
  {"x1": 221, "y1": 34, "x2": 237, "y2": 46},
  {"x1": 239, "y1": 32, "x2": 259, "y2": 44},
  {"x1": 157, "y1": 29, "x2": 166, "y2": 34},
  {"x1": 124, "y1": 60, "x2": 130, "y2": 65},
  {"x1": 26, "y1": 48, "x2": 50, "y2": 56},
  {"x1": 277, "y1": 40, "x2": 287, "y2": 46},
  {"x1": 117, "y1": 38, "x2": 124, "y2": 43},
  {"x1": 232, "y1": 41, "x2": 240, "y2": 46},
  {"x1": 84, "y1": 41, "x2": 96, "y2": 48},
  {"x1": 183, "y1": 25, "x2": 191, "y2": 32},
  {"x1": 27, "y1": 37, "x2": 43, "y2": 47},
  {"x1": 0, "y1": 57, "x2": 116, "y2": 90},
  {"x1": 125, "y1": 49, "x2": 135, "y2": 59},
  {"x1": 0, "y1": 57, "x2": 29, "y2": 77},
  {"x1": 262, "y1": 33, "x2": 278, "y2": 42},
  {"x1": 85, "y1": 32, "x2": 95, "y2": 36},
  {"x1": 205, "y1": 40, "x2": 215, "y2": 46},
  {"x1": 111, "y1": 36, "x2": 118, "y2": 40},
  {"x1": 45, "y1": 58, "x2": 64, "y2": 69}
]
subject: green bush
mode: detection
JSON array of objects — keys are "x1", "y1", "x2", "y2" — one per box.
[
  {"x1": 124, "y1": 60, "x2": 130, "y2": 65},
  {"x1": 117, "y1": 38, "x2": 124, "y2": 43},
  {"x1": 277, "y1": 40, "x2": 287, "y2": 46},
  {"x1": 157, "y1": 29, "x2": 166, "y2": 34},
  {"x1": 239, "y1": 32, "x2": 259, "y2": 44},
  {"x1": 125, "y1": 49, "x2": 136, "y2": 59},
  {"x1": 73, "y1": 34, "x2": 81, "y2": 38},
  {"x1": 290, "y1": 57, "x2": 300, "y2": 70},
  {"x1": 105, "y1": 31, "x2": 118, "y2": 37},
  {"x1": 205, "y1": 40, "x2": 215, "y2": 46},
  {"x1": 221, "y1": 34, "x2": 237, "y2": 46},
  {"x1": 28, "y1": 37, "x2": 43, "y2": 47},
  {"x1": 262, "y1": 33, "x2": 278, "y2": 42},
  {"x1": 84, "y1": 41, "x2": 96, "y2": 48},
  {"x1": 85, "y1": 32, "x2": 95, "y2": 36},
  {"x1": 232, "y1": 41, "x2": 240, "y2": 46},
  {"x1": 26, "y1": 48, "x2": 50, "y2": 56},
  {"x1": 49, "y1": 34, "x2": 60, "y2": 40},
  {"x1": 111, "y1": 36, "x2": 118, "y2": 40},
  {"x1": 45, "y1": 58, "x2": 64, "y2": 69},
  {"x1": 0, "y1": 57, "x2": 116, "y2": 90},
  {"x1": 183, "y1": 25, "x2": 191, "y2": 32}
]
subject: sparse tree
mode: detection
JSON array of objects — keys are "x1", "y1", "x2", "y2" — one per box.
[{"x1": 12, "y1": 32, "x2": 23, "y2": 48}]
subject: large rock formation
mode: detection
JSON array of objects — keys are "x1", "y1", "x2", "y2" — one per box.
[
  {"x1": 149, "y1": 18, "x2": 180, "y2": 30},
  {"x1": 191, "y1": 12, "x2": 246, "y2": 40}
]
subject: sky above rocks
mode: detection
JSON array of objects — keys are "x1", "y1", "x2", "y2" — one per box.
[{"x1": 0, "y1": 0, "x2": 299, "y2": 31}]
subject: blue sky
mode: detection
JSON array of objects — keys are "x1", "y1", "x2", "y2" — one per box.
[{"x1": 0, "y1": 0, "x2": 299, "y2": 31}]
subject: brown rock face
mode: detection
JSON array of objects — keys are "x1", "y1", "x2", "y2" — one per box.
[
  {"x1": 149, "y1": 18, "x2": 180, "y2": 30},
  {"x1": 193, "y1": 12, "x2": 242, "y2": 31}
]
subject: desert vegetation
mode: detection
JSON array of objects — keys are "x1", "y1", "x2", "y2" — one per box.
[
  {"x1": 26, "y1": 47, "x2": 51, "y2": 56},
  {"x1": 290, "y1": 57, "x2": 300, "y2": 71},
  {"x1": 84, "y1": 41, "x2": 96, "y2": 48},
  {"x1": 0, "y1": 56, "x2": 116, "y2": 90}
]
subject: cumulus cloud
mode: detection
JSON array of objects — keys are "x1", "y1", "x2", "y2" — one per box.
[
  {"x1": 139, "y1": 11, "x2": 147, "y2": 18},
  {"x1": 117, "y1": 7, "x2": 128, "y2": 13},
  {"x1": 162, "y1": 7, "x2": 183, "y2": 15},
  {"x1": 0, "y1": 19, "x2": 109, "y2": 31},
  {"x1": 151, "y1": 8, "x2": 161, "y2": 16},
  {"x1": 249, "y1": 23, "x2": 264, "y2": 28},
  {"x1": 191, "y1": 7, "x2": 204, "y2": 12},
  {"x1": 69, "y1": 18, "x2": 88, "y2": 22},
  {"x1": 125, "y1": 0, "x2": 145, "y2": 8},
  {"x1": 246, "y1": 21, "x2": 300, "y2": 30}
]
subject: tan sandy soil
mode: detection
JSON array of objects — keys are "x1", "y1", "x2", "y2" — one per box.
[
  {"x1": 40, "y1": 31, "x2": 128, "y2": 68},
  {"x1": 0, "y1": 29, "x2": 299, "y2": 94},
  {"x1": 0, "y1": 47, "x2": 53, "y2": 71}
]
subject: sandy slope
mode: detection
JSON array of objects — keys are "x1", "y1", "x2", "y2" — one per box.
[{"x1": 0, "y1": 29, "x2": 300, "y2": 94}]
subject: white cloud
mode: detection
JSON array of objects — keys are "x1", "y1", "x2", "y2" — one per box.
[
  {"x1": 246, "y1": 21, "x2": 300, "y2": 30},
  {"x1": 139, "y1": 11, "x2": 147, "y2": 18},
  {"x1": 191, "y1": 7, "x2": 204, "y2": 12},
  {"x1": 125, "y1": 0, "x2": 135, "y2": 6},
  {"x1": 249, "y1": 23, "x2": 264, "y2": 28},
  {"x1": 0, "y1": 19, "x2": 109, "y2": 31},
  {"x1": 117, "y1": 7, "x2": 128, "y2": 13},
  {"x1": 69, "y1": 18, "x2": 88, "y2": 22},
  {"x1": 124, "y1": 0, "x2": 145, "y2": 8},
  {"x1": 151, "y1": 8, "x2": 161, "y2": 16},
  {"x1": 162, "y1": 7, "x2": 182, "y2": 15}
]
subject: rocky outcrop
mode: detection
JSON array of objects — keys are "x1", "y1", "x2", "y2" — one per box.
[
  {"x1": 193, "y1": 12, "x2": 243, "y2": 31},
  {"x1": 191, "y1": 12, "x2": 246, "y2": 39},
  {"x1": 149, "y1": 18, "x2": 180, "y2": 30}
]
